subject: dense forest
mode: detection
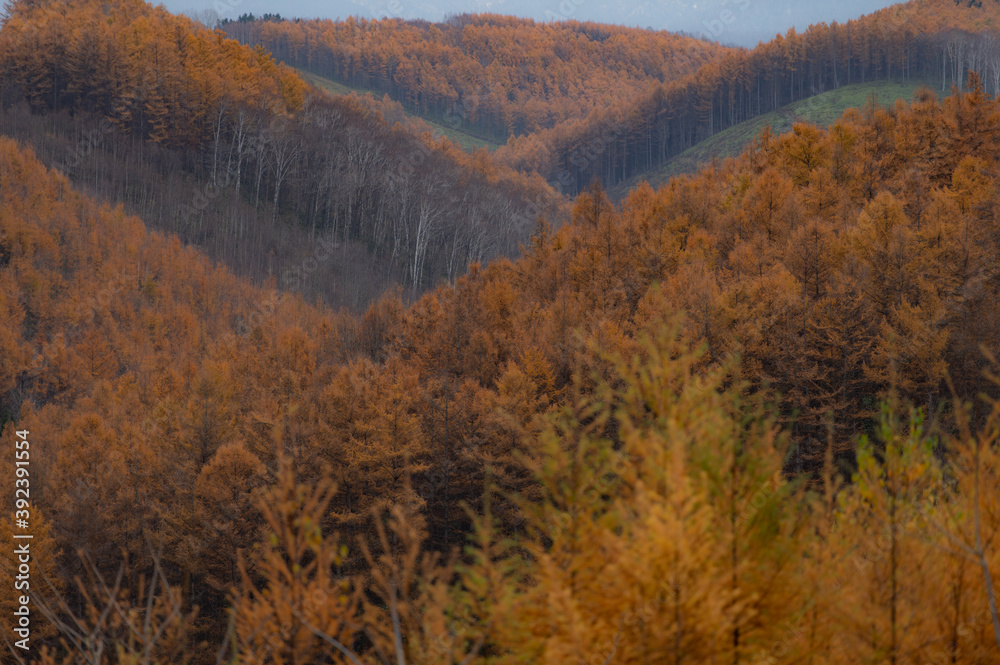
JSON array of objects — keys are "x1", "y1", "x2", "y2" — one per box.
[
  {"x1": 2, "y1": 0, "x2": 1000, "y2": 663},
  {"x1": 494, "y1": 0, "x2": 1000, "y2": 193},
  {"x1": 3, "y1": 61, "x2": 1000, "y2": 665},
  {"x1": 225, "y1": 1, "x2": 1000, "y2": 196},
  {"x1": 0, "y1": 0, "x2": 565, "y2": 308},
  {"x1": 220, "y1": 14, "x2": 730, "y2": 142}
]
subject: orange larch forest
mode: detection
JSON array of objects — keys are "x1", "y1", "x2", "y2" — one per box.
[
  {"x1": 0, "y1": 0, "x2": 567, "y2": 308},
  {"x1": 0, "y1": 0, "x2": 1000, "y2": 663},
  {"x1": 222, "y1": 14, "x2": 731, "y2": 141}
]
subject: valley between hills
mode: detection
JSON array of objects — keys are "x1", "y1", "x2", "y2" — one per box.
[{"x1": 1, "y1": 0, "x2": 1000, "y2": 662}]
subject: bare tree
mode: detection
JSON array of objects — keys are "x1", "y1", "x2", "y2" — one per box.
[{"x1": 267, "y1": 119, "x2": 301, "y2": 222}]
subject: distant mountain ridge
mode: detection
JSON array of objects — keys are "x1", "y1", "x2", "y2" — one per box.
[
  {"x1": 190, "y1": 0, "x2": 905, "y2": 48},
  {"x1": 492, "y1": 0, "x2": 1000, "y2": 195},
  {"x1": 221, "y1": 13, "x2": 731, "y2": 143},
  {"x1": 217, "y1": 1, "x2": 1000, "y2": 201}
]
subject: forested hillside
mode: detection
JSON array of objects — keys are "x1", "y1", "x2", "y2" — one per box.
[
  {"x1": 610, "y1": 79, "x2": 935, "y2": 194},
  {"x1": 4, "y1": 0, "x2": 1000, "y2": 663},
  {"x1": 222, "y1": 14, "x2": 730, "y2": 143},
  {"x1": 220, "y1": 1, "x2": 1000, "y2": 201},
  {"x1": 293, "y1": 68, "x2": 503, "y2": 152},
  {"x1": 494, "y1": 0, "x2": 1000, "y2": 194},
  {"x1": 0, "y1": 0, "x2": 565, "y2": 308},
  {"x1": 3, "y1": 39, "x2": 1000, "y2": 658}
]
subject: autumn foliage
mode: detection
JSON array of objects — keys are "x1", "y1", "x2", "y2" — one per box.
[
  {"x1": 224, "y1": 14, "x2": 729, "y2": 141},
  {"x1": 3, "y1": 0, "x2": 1000, "y2": 663},
  {"x1": 2, "y1": 66, "x2": 1000, "y2": 661},
  {"x1": 0, "y1": 0, "x2": 304, "y2": 145},
  {"x1": 220, "y1": 1, "x2": 1000, "y2": 197},
  {"x1": 0, "y1": 0, "x2": 566, "y2": 306},
  {"x1": 496, "y1": 0, "x2": 1000, "y2": 193}
]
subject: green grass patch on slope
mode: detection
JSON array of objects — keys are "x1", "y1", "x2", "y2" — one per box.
[
  {"x1": 297, "y1": 69, "x2": 501, "y2": 153},
  {"x1": 617, "y1": 79, "x2": 935, "y2": 196}
]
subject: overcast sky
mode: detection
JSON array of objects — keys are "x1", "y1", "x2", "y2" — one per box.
[{"x1": 165, "y1": 0, "x2": 901, "y2": 48}]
